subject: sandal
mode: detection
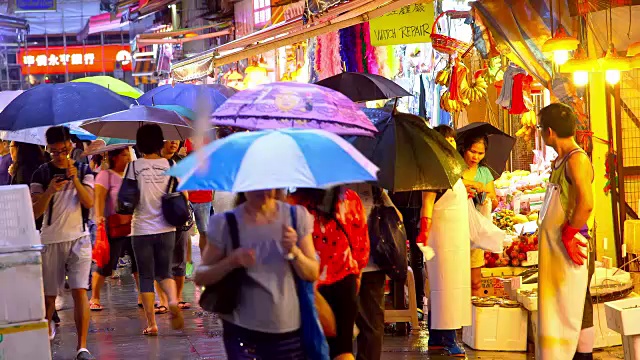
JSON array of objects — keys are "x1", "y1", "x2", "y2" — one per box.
[
  {"x1": 142, "y1": 327, "x2": 158, "y2": 336},
  {"x1": 155, "y1": 306, "x2": 168, "y2": 314},
  {"x1": 177, "y1": 301, "x2": 191, "y2": 310},
  {"x1": 89, "y1": 301, "x2": 103, "y2": 311},
  {"x1": 168, "y1": 304, "x2": 184, "y2": 330}
]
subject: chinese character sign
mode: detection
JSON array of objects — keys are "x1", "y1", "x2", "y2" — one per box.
[
  {"x1": 18, "y1": 45, "x2": 132, "y2": 75},
  {"x1": 369, "y1": 0, "x2": 435, "y2": 46}
]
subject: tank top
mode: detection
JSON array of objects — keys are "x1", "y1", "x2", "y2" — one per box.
[{"x1": 549, "y1": 148, "x2": 592, "y2": 237}]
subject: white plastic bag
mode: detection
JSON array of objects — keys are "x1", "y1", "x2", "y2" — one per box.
[{"x1": 468, "y1": 199, "x2": 504, "y2": 253}]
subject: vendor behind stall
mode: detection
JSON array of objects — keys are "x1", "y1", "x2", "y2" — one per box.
[{"x1": 459, "y1": 134, "x2": 497, "y2": 296}]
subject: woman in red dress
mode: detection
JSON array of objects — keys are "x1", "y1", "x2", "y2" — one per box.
[{"x1": 289, "y1": 186, "x2": 370, "y2": 360}]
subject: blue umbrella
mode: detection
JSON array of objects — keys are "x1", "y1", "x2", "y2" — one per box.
[
  {"x1": 167, "y1": 129, "x2": 379, "y2": 192},
  {"x1": 0, "y1": 83, "x2": 136, "y2": 131},
  {"x1": 137, "y1": 83, "x2": 227, "y2": 113}
]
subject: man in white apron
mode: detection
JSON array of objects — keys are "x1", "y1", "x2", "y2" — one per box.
[{"x1": 537, "y1": 103, "x2": 595, "y2": 360}]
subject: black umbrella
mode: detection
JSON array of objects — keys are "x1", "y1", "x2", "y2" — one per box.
[
  {"x1": 456, "y1": 122, "x2": 516, "y2": 176},
  {"x1": 349, "y1": 109, "x2": 466, "y2": 192},
  {"x1": 315, "y1": 72, "x2": 412, "y2": 102}
]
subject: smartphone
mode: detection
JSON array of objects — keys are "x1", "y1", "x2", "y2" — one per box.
[{"x1": 54, "y1": 174, "x2": 70, "y2": 182}]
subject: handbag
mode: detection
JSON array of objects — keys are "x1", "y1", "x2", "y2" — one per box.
[
  {"x1": 368, "y1": 188, "x2": 408, "y2": 283},
  {"x1": 116, "y1": 161, "x2": 139, "y2": 215},
  {"x1": 106, "y1": 170, "x2": 132, "y2": 239},
  {"x1": 198, "y1": 212, "x2": 246, "y2": 314},
  {"x1": 289, "y1": 206, "x2": 331, "y2": 360},
  {"x1": 92, "y1": 222, "x2": 110, "y2": 269},
  {"x1": 161, "y1": 159, "x2": 192, "y2": 227}
]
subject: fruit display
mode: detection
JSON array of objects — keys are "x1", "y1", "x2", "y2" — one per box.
[
  {"x1": 493, "y1": 209, "x2": 516, "y2": 232},
  {"x1": 435, "y1": 63, "x2": 451, "y2": 86},
  {"x1": 440, "y1": 91, "x2": 467, "y2": 113},
  {"x1": 460, "y1": 70, "x2": 489, "y2": 102},
  {"x1": 484, "y1": 233, "x2": 539, "y2": 268}
]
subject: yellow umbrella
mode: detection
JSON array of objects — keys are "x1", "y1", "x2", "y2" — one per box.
[{"x1": 72, "y1": 76, "x2": 143, "y2": 99}]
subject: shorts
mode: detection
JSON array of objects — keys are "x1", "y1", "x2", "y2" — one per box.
[
  {"x1": 582, "y1": 239, "x2": 596, "y2": 329},
  {"x1": 172, "y1": 229, "x2": 188, "y2": 277},
  {"x1": 42, "y1": 236, "x2": 93, "y2": 296},
  {"x1": 191, "y1": 202, "x2": 212, "y2": 233},
  {"x1": 97, "y1": 236, "x2": 137, "y2": 277},
  {"x1": 470, "y1": 249, "x2": 485, "y2": 268},
  {"x1": 318, "y1": 274, "x2": 358, "y2": 359},
  {"x1": 132, "y1": 232, "x2": 175, "y2": 293}
]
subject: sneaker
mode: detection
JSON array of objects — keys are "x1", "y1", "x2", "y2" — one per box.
[
  {"x1": 76, "y1": 348, "x2": 95, "y2": 360},
  {"x1": 444, "y1": 342, "x2": 466, "y2": 357},
  {"x1": 52, "y1": 310, "x2": 60, "y2": 324},
  {"x1": 186, "y1": 262, "x2": 194, "y2": 278}
]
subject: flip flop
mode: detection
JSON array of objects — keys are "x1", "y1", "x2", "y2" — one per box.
[
  {"x1": 142, "y1": 328, "x2": 158, "y2": 336},
  {"x1": 177, "y1": 301, "x2": 191, "y2": 310},
  {"x1": 138, "y1": 302, "x2": 160, "y2": 309},
  {"x1": 89, "y1": 302, "x2": 104, "y2": 311},
  {"x1": 155, "y1": 306, "x2": 168, "y2": 314},
  {"x1": 169, "y1": 304, "x2": 184, "y2": 330}
]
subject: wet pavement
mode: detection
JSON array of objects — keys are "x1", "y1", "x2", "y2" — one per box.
[{"x1": 50, "y1": 245, "x2": 626, "y2": 359}]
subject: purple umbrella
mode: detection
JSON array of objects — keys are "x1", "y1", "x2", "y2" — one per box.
[
  {"x1": 211, "y1": 82, "x2": 377, "y2": 137},
  {"x1": 80, "y1": 106, "x2": 193, "y2": 141}
]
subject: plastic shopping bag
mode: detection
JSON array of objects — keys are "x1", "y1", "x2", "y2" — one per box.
[
  {"x1": 468, "y1": 200, "x2": 504, "y2": 253},
  {"x1": 92, "y1": 222, "x2": 110, "y2": 269}
]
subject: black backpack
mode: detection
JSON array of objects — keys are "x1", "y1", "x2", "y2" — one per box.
[{"x1": 34, "y1": 162, "x2": 92, "y2": 231}]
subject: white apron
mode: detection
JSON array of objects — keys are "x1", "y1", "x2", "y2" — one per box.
[
  {"x1": 426, "y1": 179, "x2": 472, "y2": 329},
  {"x1": 536, "y1": 183, "x2": 589, "y2": 360}
]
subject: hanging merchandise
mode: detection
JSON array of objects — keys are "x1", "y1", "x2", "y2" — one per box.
[
  {"x1": 515, "y1": 110, "x2": 537, "y2": 142},
  {"x1": 361, "y1": 23, "x2": 379, "y2": 74},
  {"x1": 435, "y1": 61, "x2": 452, "y2": 86},
  {"x1": 508, "y1": 73, "x2": 534, "y2": 115},
  {"x1": 495, "y1": 63, "x2": 526, "y2": 110},
  {"x1": 462, "y1": 69, "x2": 489, "y2": 103},
  {"x1": 354, "y1": 24, "x2": 365, "y2": 73},
  {"x1": 448, "y1": 58, "x2": 469, "y2": 101},
  {"x1": 314, "y1": 33, "x2": 342, "y2": 80},
  {"x1": 339, "y1": 27, "x2": 359, "y2": 73},
  {"x1": 431, "y1": 10, "x2": 473, "y2": 57}
]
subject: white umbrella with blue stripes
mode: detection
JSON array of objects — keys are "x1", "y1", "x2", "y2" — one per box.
[{"x1": 166, "y1": 128, "x2": 379, "y2": 192}]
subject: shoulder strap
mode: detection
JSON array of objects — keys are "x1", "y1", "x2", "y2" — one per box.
[
  {"x1": 290, "y1": 205, "x2": 297, "y2": 230},
  {"x1": 166, "y1": 159, "x2": 176, "y2": 193},
  {"x1": 225, "y1": 212, "x2": 240, "y2": 250}
]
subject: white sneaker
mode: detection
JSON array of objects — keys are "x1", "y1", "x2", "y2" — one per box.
[{"x1": 48, "y1": 321, "x2": 56, "y2": 341}]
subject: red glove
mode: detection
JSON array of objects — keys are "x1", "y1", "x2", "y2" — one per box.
[
  {"x1": 416, "y1": 217, "x2": 432, "y2": 246},
  {"x1": 561, "y1": 223, "x2": 588, "y2": 266}
]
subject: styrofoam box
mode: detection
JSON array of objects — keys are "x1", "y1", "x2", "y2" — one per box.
[
  {"x1": 0, "y1": 319, "x2": 51, "y2": 360},
  {"x1": 462, "y1": 305, "x2": 528, "y2": 351},
  {"x1": 0, "y1": 251, "x2": 45, "y2": 324},
  {"x1": 0, "y1": 185, "x2": 39, "y2": 248},
  {"x1": 605, "y1": 296, "x2": 640, "y2": 336}
]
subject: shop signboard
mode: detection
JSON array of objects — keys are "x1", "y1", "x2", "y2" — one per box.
[
  {"x1": 16, "y1": 0, "x2": 56, "y2": 12},
  {"x1": 18, "y1": 45, "x2": 132, "y2": 75},
  {"x1": 368, "y1": 0, "x2": 434, "y2": 46}
]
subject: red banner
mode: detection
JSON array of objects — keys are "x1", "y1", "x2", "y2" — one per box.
[{"x1": 18, "y1": 45, "x2": 132, "y2": 75}]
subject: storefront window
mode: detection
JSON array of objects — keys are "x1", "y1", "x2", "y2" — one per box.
[{"x1": 253, "y1": 0, "x2": 272, "y2": 27}]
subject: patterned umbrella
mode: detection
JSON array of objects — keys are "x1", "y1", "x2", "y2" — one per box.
[{"x1": 211, "y1": 82, "x2": 377, "y2": 137}]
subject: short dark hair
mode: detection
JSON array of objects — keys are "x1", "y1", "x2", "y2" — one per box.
[
  {"x1": 107, "y1": 148, "x2": 127, "y2": 168},
  {"x1": 136, "y1": 124, "x2": 165, "y2": 155},
  {"x1": 45, "y1": 126, "x2": 71, "y2": 145},
  {"x1": 539, "y1": 103, "x2": 577, "y2": 138},
  {"x1": 434, "y1": 124, "x2": 455, "y2": 138},
  {"x1": 459, "y1": 134, "x2": 489, "y2": 166}
]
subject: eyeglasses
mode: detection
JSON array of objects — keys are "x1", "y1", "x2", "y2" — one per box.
[{"x1": 50, "y1": 148, "x2": 70, "y2": 157}]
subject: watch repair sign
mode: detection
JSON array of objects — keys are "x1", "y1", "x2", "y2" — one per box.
[{"x1": 369, "y1": 0, "x2": 434, "y2": 46}]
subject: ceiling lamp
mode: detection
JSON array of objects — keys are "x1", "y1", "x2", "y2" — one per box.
[
  {"x1": 599, "y1": 44, "x2": 630, "y2": 85},
  {"x1": 559, "y1": 47, "x2": 598, "y2": 86},
  {"x1": 243, "y1": 65, "x2": 269, "y2": 89},
  {"x1": 542, "y1": 28, "x2": 579, "y2": 65}
]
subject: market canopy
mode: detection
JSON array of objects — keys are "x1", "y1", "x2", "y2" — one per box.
[{"x1": 171, "y1": 0, "x2": 420, "y2": 82}]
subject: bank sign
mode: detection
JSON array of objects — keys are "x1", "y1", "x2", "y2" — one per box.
[
  {"x1": 18, "y1": 45, "x2": 132, "y2": 75},
  {"x1": 369, "y1": 0, "x2": 434, "y2": 46},
  {"x1": 16, "y1": 0, "x2": 56, "y2": 12}
]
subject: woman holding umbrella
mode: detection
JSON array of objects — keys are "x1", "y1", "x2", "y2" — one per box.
[{"x1": 459, "y1": 134, "x2": 498, "y2": 296}]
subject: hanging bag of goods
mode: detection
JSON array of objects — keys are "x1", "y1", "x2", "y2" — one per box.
[{"x1": 430, "y1": 10, "x2": 473, "y2": 56}]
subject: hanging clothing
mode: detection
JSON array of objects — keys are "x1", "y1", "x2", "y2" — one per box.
[
  {"x1": 496, "y1": 64, "x2": 526, "y2": 109},
  {"x1": 425, "y1": 180, "x2": 472, "y2": 329}
]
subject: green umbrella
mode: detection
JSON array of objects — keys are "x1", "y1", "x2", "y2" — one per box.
[
  {"x1": 349, "y1": 109, "x2": 466, "y2": 192},
  {"x1": 100, "y1": 137, "x2": 132, "y2": 146}
]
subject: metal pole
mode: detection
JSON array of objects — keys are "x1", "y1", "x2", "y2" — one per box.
[
  {"x1": 606, "y1": 84, "x2": 623, "y2": 267},
  {"x1": 5, "y1": 46, "x2": 10, "y2": 90},
  {"x1": 614, "y1": 83, "x2": 628, "y2": 270},
  {"x1": 101, "y1": 32, "x2": 106, "y2": 75},
  {"x1": 24, "y1": 30, "x2": 30, "y2": 89},
  {"x1": 62, "y1": 8, "x2": 69, "y2": 82}
]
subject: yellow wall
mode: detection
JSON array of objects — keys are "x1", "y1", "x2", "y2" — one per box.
[{"x1": 589, "y1": 72, "x2": 618, "y2": 264}]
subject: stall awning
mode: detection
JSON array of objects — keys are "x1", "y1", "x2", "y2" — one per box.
[
  {"x1": 77, "y1": 9, "x2": 136, "y2": 41},
  {"x1": 171, "y1": 0, "x2": 417, "y2": 82},
  {"x1": 471, "y1": 0, "x2": 573, "y2": 88},
  {"x1": 135, "y1": 24, "x2": 233, "y2": 47}
]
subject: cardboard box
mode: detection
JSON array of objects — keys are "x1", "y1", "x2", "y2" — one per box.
[
  {"x1": 605, "y1": 296, "x2": 640, "y2": 336},
  {"x1": 0, "y1": 320, "x2": 51, "y2": 360},
  {"x1": 0, "y1": 251, "x2": 45, "y2": 325}
]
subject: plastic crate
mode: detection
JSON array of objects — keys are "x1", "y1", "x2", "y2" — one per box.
[{"x1": 0, "y1": 185, "x2": 39, "y2": 248}]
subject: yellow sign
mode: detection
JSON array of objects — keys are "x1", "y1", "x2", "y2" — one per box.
[{"x1": 369, "y1": 1, "x2": 435, "y2": 46}]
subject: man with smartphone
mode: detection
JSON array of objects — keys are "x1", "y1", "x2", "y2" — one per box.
[
  {"x1": 537, "y1": 103, "x2": 595, "y2": 360},
  {"x1": 31, "y1": 126, "x2": 95, "y2": 360}
]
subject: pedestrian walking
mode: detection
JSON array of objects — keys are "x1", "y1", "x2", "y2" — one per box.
[{"x1": 30, "y1": 126, "x2": 95, "y2": 360}]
